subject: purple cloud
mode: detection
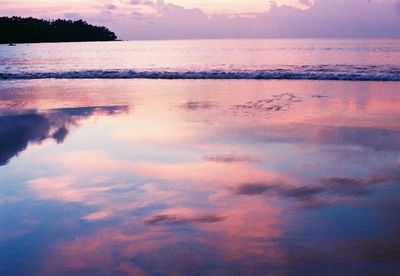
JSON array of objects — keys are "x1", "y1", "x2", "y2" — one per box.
[
  {"x1": 395, "y1": 1, "x2": 400, "y2": 15},
  {"x1": 106, "y1": 0, "x2": 399, "y2": 39},
  {"x1": 1, "y1": 0, "x2": 399, "y2": 39}
]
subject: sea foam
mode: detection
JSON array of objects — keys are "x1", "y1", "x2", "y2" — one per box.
[{"x1": 1, "y1": 65, "x2": 399, "y2": 81}]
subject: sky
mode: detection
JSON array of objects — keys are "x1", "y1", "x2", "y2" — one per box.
[{"x1": 1, "y1": 0, "x2": 400, "y2": 39}]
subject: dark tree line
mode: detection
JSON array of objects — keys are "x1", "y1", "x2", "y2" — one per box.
[{"x1": 0, "y1": 17, "x2": 117, "y2": 44}]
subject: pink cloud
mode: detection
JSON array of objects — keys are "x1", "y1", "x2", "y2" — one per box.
[
  {"x1": 1, "y1": 0, "x2": 399, "y2": 39},
  {"x1": 104, "y1": 0, "x2": 400, "y2": 39}
]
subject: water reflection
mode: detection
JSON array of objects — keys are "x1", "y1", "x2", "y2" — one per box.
[
  {"x1": 234, "y1": 166, "x2": 400, "y2": 207},
  {"x1": 0, "y1": 80, "x2": 399, "y2": 275},
  {"x1": 222, "y1": 124, "x2": 400, "y2": 151},
  {"x1": 0, "y1": 106, "x2": 128, "y2": 166}
]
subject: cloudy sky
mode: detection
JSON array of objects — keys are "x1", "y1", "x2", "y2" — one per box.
[{"x1": 1, "y1": 0, "x2": 400, "y2": 39}]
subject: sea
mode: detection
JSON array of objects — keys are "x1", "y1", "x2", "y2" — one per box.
[
  {"x1": 0, "y1": 39, "x2": 399, "y2": 275},
  {"x1": 1, "y1": 39, "x2": 400, "y2": 80}
]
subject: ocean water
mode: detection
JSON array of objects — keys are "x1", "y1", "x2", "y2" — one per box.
[
  {"x1": 1, "y1": 39, "x2": 400, "y2": 80},
  {"x1": 0, "y1": 40, "x2": 400, "y2": 275}
]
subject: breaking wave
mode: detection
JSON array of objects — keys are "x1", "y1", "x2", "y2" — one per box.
[{"x1": 1, "y1": 66, "x2": 399, "y2": 81}]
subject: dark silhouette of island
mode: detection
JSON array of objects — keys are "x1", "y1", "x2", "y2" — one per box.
[{"x1": 0, "y1": 17, "x2": 117, "y2": 44}]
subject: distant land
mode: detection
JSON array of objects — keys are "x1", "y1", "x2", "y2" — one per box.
[{"x1": 0, "y1": 17, "x2": 117, "y2": 44}]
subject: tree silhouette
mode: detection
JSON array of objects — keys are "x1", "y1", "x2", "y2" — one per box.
[{"x1": 0, "y1": 17, "x2": 117, "y2": 44}]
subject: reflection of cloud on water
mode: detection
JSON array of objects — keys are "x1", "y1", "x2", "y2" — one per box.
[
  {"x1": 26, "y1": 149, "x2": 284, "y2": 274},
  {"x1": 235, "y1": 182, "x2": 324, "y2": 199},
  {"x1": 233, "y1": 165, "x2": 400, "y2": 209},
  {"x1": 181, "y1": 101, "x2": 217, "y2": 111},
  {"x1": 27, "y1": 142, "x2": 400, "y2": 226},
  {"x1": 0, "y1": 106, "x2": 128, "y2": 166},
  {"x1": 27, "y1": 152, "x2": 284, "y2": 222},
  {"x1": 29, "y1": 176, "x2": 113, "y2": 203},
  {"x1": 29, "y1": 151, "x2": 400, "y2": 273},
  {"x1": 223, "y1": 123, "x2": 400, "y2": 152},
  {"x1": 0, "y1": 113, "x2": 51, "y2": 166},
  {"x1": 42, "y1": 198, "x2": 283, "y2": 275},
  {"x1": 146, "y1": 213, "x2": 226, "y2": 226},
  {"x1": 25, "y1": 149, "x2": 400, "y2": 274},
  {"x1": 10, "y1": 83, "x2": 399, "y2": 274},
  {"x1": 202, "y1": 153, "x2": 259, "y2": 164}
]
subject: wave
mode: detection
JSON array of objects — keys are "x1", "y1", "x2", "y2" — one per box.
[{"x1": 1, "y1": 67, "x2": 400, "y2": 81}]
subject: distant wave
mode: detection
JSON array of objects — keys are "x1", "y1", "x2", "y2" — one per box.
[{"x1": 1, "y1": 66, "x2": 400, "y2": 81}]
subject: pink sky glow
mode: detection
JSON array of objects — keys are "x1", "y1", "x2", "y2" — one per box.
[{"x1": 1, "y1": 0, "x2": 399, "y2": 39}]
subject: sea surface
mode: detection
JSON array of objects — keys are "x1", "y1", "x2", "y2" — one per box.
[
  {"x1": 0, "y1": 39, "x2": 400, "y2": 275},
  {"x1": 1, "y1": 39, "x2": 400, "y2": 80}
]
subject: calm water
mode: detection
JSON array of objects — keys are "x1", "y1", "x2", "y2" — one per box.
[
  {"x1": 1, "y1": 39, "x2": 400, "y2": 80},
  {"x1": 0, "y1": 40, "x2": 400, "y2": 275}
]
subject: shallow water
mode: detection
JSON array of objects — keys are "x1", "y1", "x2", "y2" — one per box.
[
  {"x1": 0, "y1": 79, "x2": 399, "y2": 275},
  {"x1": 1, "y1": 39, "x2": 400, "y2": 80}
]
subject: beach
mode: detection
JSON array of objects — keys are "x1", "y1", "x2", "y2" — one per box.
[
  {"x1": 1, "y1": 77, "x2": 400, "y2": 274},
  {"x1": 3, "y1": 0, "x2": 400, "y2": 273}
]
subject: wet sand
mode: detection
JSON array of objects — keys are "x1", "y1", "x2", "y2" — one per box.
[{"x1": 0, "y1": 79, "x2": 399, "y2": 275}]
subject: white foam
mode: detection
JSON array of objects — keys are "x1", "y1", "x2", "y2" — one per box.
[{"x1": 1, "y1": 65, "x2": 399, "y2": 81}]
